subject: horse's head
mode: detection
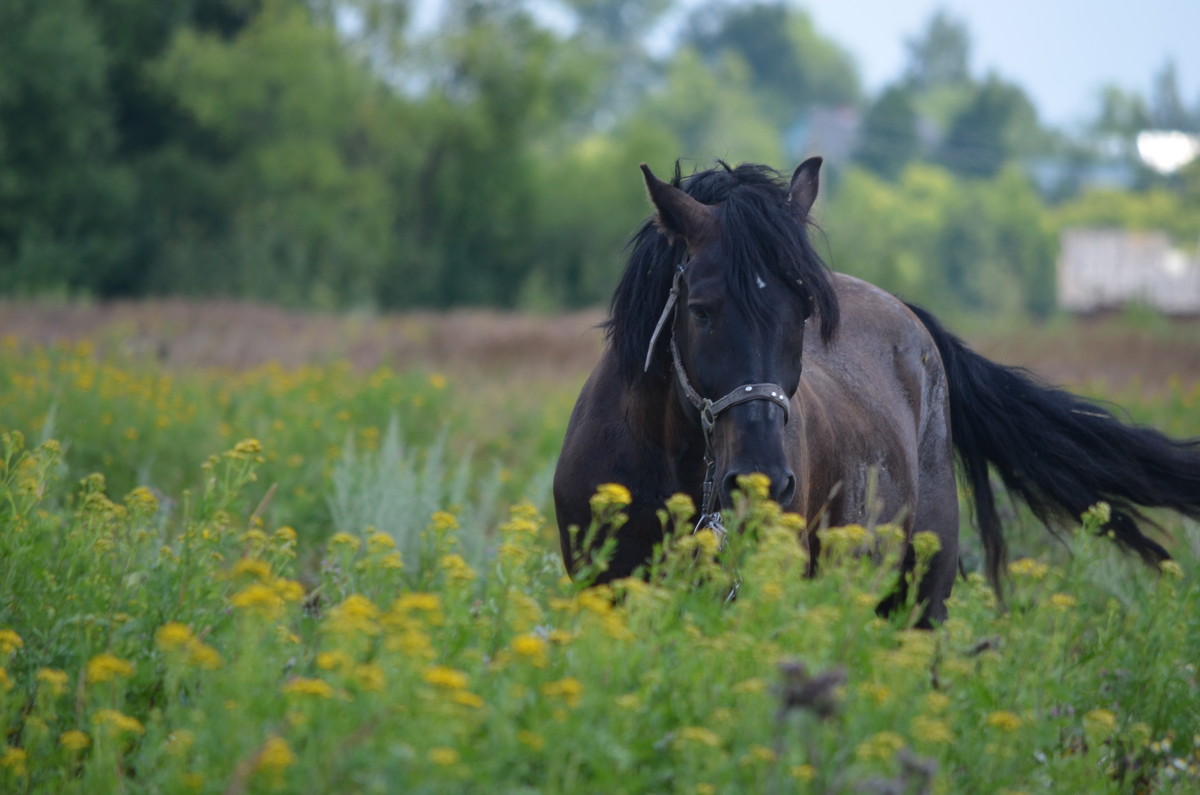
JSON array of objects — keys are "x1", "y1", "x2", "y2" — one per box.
[{"x1": 639, "y1": 159, "x2": 836, "y2": 510}]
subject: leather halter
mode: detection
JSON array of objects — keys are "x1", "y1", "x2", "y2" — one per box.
[{"x1": 644, "y1": 261, "x2": 793, "y2": 540}]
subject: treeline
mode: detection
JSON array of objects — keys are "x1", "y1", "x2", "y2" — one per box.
[{"x1": 1, "y1": 0, "x2": 1198, "y2": 315}]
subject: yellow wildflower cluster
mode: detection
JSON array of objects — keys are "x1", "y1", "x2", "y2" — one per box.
[
  {"x1": 282, "y1": 677, "x2": 336, "y2": 700},
  {"x1": 325, "y1": 594, "x2": 381, "y2": 637},
  {"x1": 510, "y1": 633, "x2": 549, "y2": 668},
  {"x1": 855, "y1": 730, "x2": 906, "y2": 763},
  {"x1": 589, "y1": 482, "x2": 632, "y2": 514},
  {"x1": 92, "y1": 709, "x2": 145, "y2": 737},
  {"x1": 1009, "y1": 558, "x2": 1050, "y2": 580},
  {"x1": 434, "y1": 553, "x2": 472, "y2": 586},
  {"x1": 36, "y1": 668, "x2": 70, "y2": 697},
  {"x1": 541, "y1": 677, "x2": 584, "y2": 709},
  {"x1": 86, "y1": 653, "x2": 134, "y2": 684},
  {"x1": 0, "y1": 629, "x2": 24, "y2": 656}
]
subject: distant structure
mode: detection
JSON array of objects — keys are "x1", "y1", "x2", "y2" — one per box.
[{"x1": 1058, "y1": 229, "x2": 1200, "y2": 315}]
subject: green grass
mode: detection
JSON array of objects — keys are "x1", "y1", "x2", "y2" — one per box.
[{"x1": 0, "y1": 334, "x2": 1198, "y2": 793}]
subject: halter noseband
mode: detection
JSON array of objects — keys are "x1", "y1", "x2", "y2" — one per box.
[{"x1": 644, "y1": 261, "x2": 793, "y2": 541}]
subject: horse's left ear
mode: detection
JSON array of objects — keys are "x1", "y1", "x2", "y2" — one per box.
[{"x1": 789, "y1": 157, "x2": 822, "y2": 220}]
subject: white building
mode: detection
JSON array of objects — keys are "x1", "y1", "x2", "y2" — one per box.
[{"x1": 1057, "y1": 228, "x2": 1200, "y2": 314}]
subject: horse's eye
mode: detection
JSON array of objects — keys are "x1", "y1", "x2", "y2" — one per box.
[{"x1": 688, "y1": 304, "x2": 709, "y2": 322}]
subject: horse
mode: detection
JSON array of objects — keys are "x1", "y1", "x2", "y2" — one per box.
[{"x1": 552, "y1": 158, "x2": 1200, "y2": 624}]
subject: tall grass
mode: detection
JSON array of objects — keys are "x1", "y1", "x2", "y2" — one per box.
[{"x1": 0, "y1": 327, "x2": 1198, "y2": 792}]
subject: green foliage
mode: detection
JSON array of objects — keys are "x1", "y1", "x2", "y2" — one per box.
[
  {"x1": 0, "y1": 0, "x2": 1194, "y2": 318},
  {"x1": 1, "y1": 415, "x2": 1199, "y2": 791},
  {"x1": 824, "y1": 164, "x2": 1056, "y2": 315}
]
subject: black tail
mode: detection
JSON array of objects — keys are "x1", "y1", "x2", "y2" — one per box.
[{"x1": 907, "y1": 304, "x2": 1199, "y2": 593}]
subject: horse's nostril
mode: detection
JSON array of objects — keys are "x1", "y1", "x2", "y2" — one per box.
[{"x1": 775, "y1": 473, "x2": 797, "y2": 504}]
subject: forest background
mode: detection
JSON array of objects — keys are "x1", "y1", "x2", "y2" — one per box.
[{"x1": 2, "y1": 0, "x2": 1199, "y2": 319}]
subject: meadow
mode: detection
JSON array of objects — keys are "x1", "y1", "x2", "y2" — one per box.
[{"x1": 0, "y1": 301, "x2": 1198, "y2": 793}]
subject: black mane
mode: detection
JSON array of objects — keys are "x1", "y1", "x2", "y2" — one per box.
[{"x1": 605, "y1": 161, "x2": 840, "y2": 385}]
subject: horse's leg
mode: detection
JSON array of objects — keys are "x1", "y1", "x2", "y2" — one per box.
[{"x1": 876, "y1": 405, "x2": 960, "y2": 627}]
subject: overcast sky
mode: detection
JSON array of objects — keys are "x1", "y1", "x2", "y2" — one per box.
[{"x1": 798, "y1": 0, "x2": 1198, "y2": 127}]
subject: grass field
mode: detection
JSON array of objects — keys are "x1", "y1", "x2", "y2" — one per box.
[{"x1": 1, "y1": 300, "x2": 1198, "y2": 793}]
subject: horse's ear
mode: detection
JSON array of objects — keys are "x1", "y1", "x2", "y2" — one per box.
[
  {"x1": 789, "y1": 157, "x2": 822, "y2": 220},
  {"x1": 640, "y1": 163, "x2": 715, "y2": 248}
]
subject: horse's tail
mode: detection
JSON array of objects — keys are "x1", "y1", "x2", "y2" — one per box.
[{"x1": 906, "y1": 303, "x2": 1198, "y2": 593}]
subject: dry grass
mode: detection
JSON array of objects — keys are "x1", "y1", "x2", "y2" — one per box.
[{"x1": 1, "y1": 298, "x2": 1196, "y2": 394}]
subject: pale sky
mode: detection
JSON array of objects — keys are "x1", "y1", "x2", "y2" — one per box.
[{"x1": 797, "y1": 0, "x2": 1198, "y2": 127}]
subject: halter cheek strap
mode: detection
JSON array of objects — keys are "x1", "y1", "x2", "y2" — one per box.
[{"x1": 642, "y1": 261, "x2": 793, "y2": 541}]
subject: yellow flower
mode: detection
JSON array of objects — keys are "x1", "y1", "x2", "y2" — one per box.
[
  {"x1": 450, "y1": 690, "x2": 484, "y2": 709},
  {"x1": 517, "y1": 730, "x2": 544, "y2": 750},
  {"x1": 326, "y1": 594, "x2": 381, "y2": 636},
  {"x1": 231, "y1": 438, "x2": 263, "y2": 456},
  {"x1": 541, "y1": 678, "x2": 584, "y2": 708},
  {"x1": 439, "y1": 553, "x2": 476, "y2": 584},
  {"x1": 511, "y1": 634, "x2": 549, "y2": 668},
  {"x1": 87, "y1": 653, "x2": 134, "y2": 684},
  {"x1": 422, "y1": 666, "x2": 469, "y2": 690},
  {"x1": 92, "y1": 709, "x2": 145, "y2": 736},
  {"x1": 328, "y1": 532, "x2": 361, "y2": 553},
  {"x1": 283, "y1": 677, "x2": 335, "y2": 699},
  {"x1": 316, "y1": 650, "x2": 352, "y2": 671},
  {"x1": 124, "y1": 486, "x2": 158, "y2": 515},
  {"x1": 428, "y1": 747, "x2": 459, "y2": 766},
  {"x1": 274, "y1": 526, "x2": 298, "y2": 545},
  {"x1": 859, "y1": 682, "x2": 891, "y2": 706},
  {"x1": 855, "y1": 731, "x2": 906, "y2": 762},
  {"x1": 1083, "y1": 708, "x2": 1117, "y2": 738},
  {"x1": 740, "y1": 745, "x2": 777, "y2": 765},
  {"x1": 230, "y1": 558, "x2": 272, "y2": 581},
  {"x1": 395, "y1": 592, "x2": 442, "y2": 614},
  {"x1": 230, "y1": 583, "x2": 285, "y2": 616},
  {"x1": 1049, "y1": 593, "x2": 1077, "y2": 610},
  {"x1": 0, "y1": 629, "x2": 23, "y2": 656},
  {"x1": 60, "y1": 730, "x2": 91, "y2": 752},
  {"x1": 156, "y1": 622, "x2": 195, "y2": 652},
  {"x1": 676, "y1": 726, "x2": 721, "y2": 748},
  {"x1": 590, "y1": 483, "x2": 632, "y2": 513},
  {"x1": 36, "y1": 668, "x2": 70, "y2": 697},
  {"x1": 1009, "y1": 558, "x2": 1049, "y2": 580},
  {"x1": 255, "y1": 735, "x2": 296, "y2": 773},
  {"x1": 352, "y1": 664, "x2": 386, "y2": 692},
  {"x1": 911, "y1": 531, "x2": 942, "y2": 559},
  {"x1": 429, "y1": 373, "x2": 448, "y2": 390},
  {"x1": 367, "y1": 531, "x2": 395, "y2": 551},
  {"x1": 272, "y1": 578, "x2": 305, "y2": 603},
  {"x1": 985, "y1": 710, "x2": 1022, "y2": 732},
  {"x1": 790, "y1": 764, "x2": 816, "y2": 781},
  {"x1": 736, "y1": 472, "x2": 771, "y2": 500},
  {"x1": 732, "y1": 678, "x2": 767, "y2": 695},
  {"x1": 911, "y1": 715, "x2": 953, "y2": 744},
  {"x1": 0, "y1": 668, "x2": 11, "y2": 693},
  {"x1": 0, "y1": 746, "x2": 27, "y2": 777},
  {"x1": 1159, "y1": 560, "x2": 1183, "y2": 579},
  {"x1": 429, "y1": 511, "x2": 459, "y2": 534},
  {"x1": 188, "y1": 642, "x2": 223, "y2": 671}
]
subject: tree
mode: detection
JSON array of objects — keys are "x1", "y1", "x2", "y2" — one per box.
[
  {"x1": 684, "y1": 1, "x2": 859, "y2": 126},
  {"x1": 0, "y1": 0, "x2": 134, "y2": 295},
  {"x1": 853, "y1": 84, "x2": 922, "y2": 180},
  {"x1": 903, "y1": 10, "x2": 970, "y2": 92},
  {"x1": 938, "y1": 75, "x2": 1040, "y2": 178}
]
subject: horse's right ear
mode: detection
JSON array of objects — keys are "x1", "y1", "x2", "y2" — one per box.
[
  {"x1": 789, "y1": 157, "x2": 822, "y2": 220},
  {"x1": 640, "y1": 163, "x2": 715, "y2": 249}
]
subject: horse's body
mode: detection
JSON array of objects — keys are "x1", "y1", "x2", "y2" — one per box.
[{"x1": 554, "y1": 160, "x2": 1200, "y2": 623}]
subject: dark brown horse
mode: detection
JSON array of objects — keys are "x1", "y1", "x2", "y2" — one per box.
[{"x1": 553, "y1": 159, "x2": 1200, "y2": 623}]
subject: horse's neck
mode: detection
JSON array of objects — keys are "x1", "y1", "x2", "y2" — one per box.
[{"x1": 629, "y1": 376, "x2": 709, "y2": 496}]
